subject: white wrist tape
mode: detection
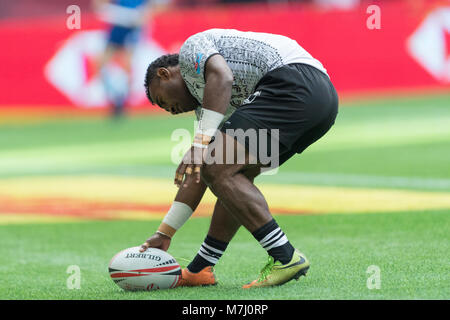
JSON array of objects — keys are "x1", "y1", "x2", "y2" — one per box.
[
  {"x1": 162, "y1": 201, "x2": 194, "y2": 230},
  {"x1": 196, "y1": 108, "x2": 224, "y2": 137}
]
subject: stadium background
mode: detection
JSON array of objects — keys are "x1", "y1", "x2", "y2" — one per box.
[{"x1": 0, "y1": 0, "x2": 449, "y2": 299}]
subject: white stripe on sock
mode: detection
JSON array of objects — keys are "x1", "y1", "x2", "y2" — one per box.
[
  {"x1": 264, "y1": 235, "x2": 288, "y2": 251},
  {"x1": 202, "y1": 242, "x2": 224, "y2": 255},
  {"x1": 262, "y1": 231, "x2": 285, "y2": 249},
  {"x1": 259, "y1": 228, "x2": 281, "y2": 247},
  {"x1": 198, "y1": 249, "x2": 219, "y2": 264}
]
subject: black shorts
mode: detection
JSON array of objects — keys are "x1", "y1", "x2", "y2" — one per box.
[{"x1": 220, "y1": 63, "x2": 338, "y2": 167}]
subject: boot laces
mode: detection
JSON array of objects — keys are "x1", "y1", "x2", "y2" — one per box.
[{"x1": 258, "y1": 256, "x2": 275, "y2": 282}]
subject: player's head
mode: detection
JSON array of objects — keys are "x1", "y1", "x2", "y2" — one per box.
[{"x1": 144, "y1": 54, "x2": 198, "y2": 114}]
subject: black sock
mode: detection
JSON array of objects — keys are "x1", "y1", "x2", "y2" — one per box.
[
  {"x1": 252, "y1": 219, "x2": 295, "y2": 265},
  {"x1": 187, "y1": 235, "x2": 228, "y2": 273}
]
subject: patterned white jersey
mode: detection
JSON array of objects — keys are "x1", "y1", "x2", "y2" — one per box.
[{"x1": 179, "y1": 28, "x2": 328, "y2": 120}]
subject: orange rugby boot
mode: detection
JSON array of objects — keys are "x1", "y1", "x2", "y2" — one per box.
[{"x1": 176, "y1": 266, "x2": 217, "y2": 287}]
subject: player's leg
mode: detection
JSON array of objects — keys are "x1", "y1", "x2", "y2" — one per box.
[
  {"x1": 188, "y1": 200, "x2": 241, "y2": 273},
  {"x1": 241, "y1": 115, "x2": 339, "y2": 288},
  {"x1": 200, "y1": 63, "x2": 337, "y2": 288},
  {"x1": 174, "y1": 173, "x2": 207, "y2": 211},
  {"x1": 176, "y1": 201, "x2": 238, "y2": 287},
  {"x1": 206, "y1": 199, "x2": 242, "y2": 243},
  {"x1": 202, "y1": 133, "x2": 296, "y2": 258},
  {"x1": 199, "y1": 131, "x2": 311, "y2": 289},
  {"x1": 178, "y1": 168, "x2": 260, "y2": 286},
  {"x1": 186, "y1": 166, "x2": 260, "y2": 272}
]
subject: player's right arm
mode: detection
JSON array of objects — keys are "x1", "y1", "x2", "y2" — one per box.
[
  {"x1": 174, "y1": 32, "x2": 233, "y2": 187},
  {"x1": 139, "y1": 174, "x2": 207, "y2": 252}
]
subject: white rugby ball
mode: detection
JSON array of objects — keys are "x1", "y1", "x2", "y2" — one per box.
[{"x1": 109, "y1": 246, "x2": 181, "y2": 291}]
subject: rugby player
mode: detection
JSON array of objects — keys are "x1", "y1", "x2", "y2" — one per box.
[{"x1": 140, "y1": 29, "x2": 338, "y2": 288}]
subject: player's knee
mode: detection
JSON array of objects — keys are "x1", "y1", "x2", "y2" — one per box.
[
  {"x1": 201, "y1": 164, "x2": 218, "y2": 186},
  {"x1": 241, "y1": 166, "x2": 261, "y2": 181},
  {"x1": 201, "y1": 164, "x2": 232, "y2": 188}
]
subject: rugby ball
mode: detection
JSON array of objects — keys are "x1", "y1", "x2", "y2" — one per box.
[{"x1": 109, "y1": 246, "x2": 181, "y2": 291}]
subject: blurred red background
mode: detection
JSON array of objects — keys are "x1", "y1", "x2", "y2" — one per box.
[{"x1": 0, "y1": 0, "x2": 448, "y2": 111}]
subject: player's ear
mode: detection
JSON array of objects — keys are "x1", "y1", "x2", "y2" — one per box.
[{"x1": 157, "y1": 67, "x2": 170, "y2": 80}]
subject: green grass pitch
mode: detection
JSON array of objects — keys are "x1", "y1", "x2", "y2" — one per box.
[{"x1": 0, "y1": 93, "x2": 449, "y2": 299}]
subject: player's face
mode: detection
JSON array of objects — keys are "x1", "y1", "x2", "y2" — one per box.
[{"x1": 150, "y1": 67, "x2": 198, "y2": 115}]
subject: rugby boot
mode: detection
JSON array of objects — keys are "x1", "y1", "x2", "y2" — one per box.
[
  {"x1": 242, "y1": 249, "x2": 309, "y2": 289},
  {"x1": 176, "y1": 266, "x2": 217, "y2": 287}
]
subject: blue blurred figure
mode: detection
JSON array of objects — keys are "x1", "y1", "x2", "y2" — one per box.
[{"x1": 93, "y1": 0, "x2": 167, "y2": 119}]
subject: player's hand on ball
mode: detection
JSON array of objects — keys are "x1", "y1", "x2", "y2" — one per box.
[
  {"x1": 140, "y1": 232, "x2": 171, "y2": 252},
  {"x1": 175, "y1": 146, "x2": 205, "y2": 188}
]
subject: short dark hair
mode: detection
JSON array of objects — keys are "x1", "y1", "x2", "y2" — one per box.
[{"x1": 144, "y1": 53, "x2": 179, "y2": 104}]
